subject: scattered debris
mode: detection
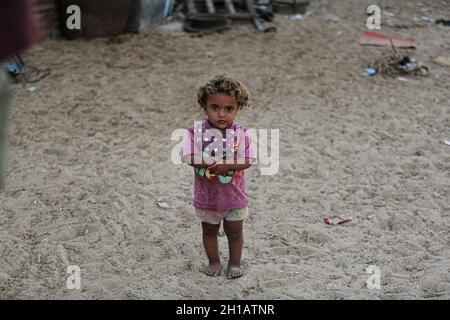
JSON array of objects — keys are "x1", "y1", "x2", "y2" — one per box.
[
  {"x1": 264, "y1": 26, "x2": 277, "y2": 33},
  {"x1": 363, "y1": 68, "x2": 377, "y2": 77},
  {"x1": 184, "y1": 14, "x2": 232, "y2": 34},
  {"x1": 420, "y1": 16, "x2": 433, "y2": 22},
  {"x1": 432, "y1": 192, "x2": 442, "y2": 198},
  {"x1": 286, "y1": 14, "x2": 303, "y2": 20},
  {"x1": 444, "y1": 140, "x2": 450, "y2": 146},
  {"x1": 2, "y1": 57, "x2": 23, "y2": 76},
  {"x1": 369, "y1": 55, "x2": 429, "y2": 77},
  {"x1": 156, "y1": 201, "x2": 171, "y2": 209},
  {"x1": 204, "y1": 51, "x2": 214, "y2": 60},
  {"x1": 325, "y1": 282, "x2": 338, "y2": 290},
  {"x1": 324, "y1": 214, "x2": 352, "y2": 226},
  {"x1": 2, "y1": 55, "x2": 50, "y2": 84},
  {"x1": 359, "y1": 31, "x2": 417, "y2": 49},
  {"x1": 382, "y1": 11, "x2": 395, "y2": 18},
  {"x1": 433, "y1": 56, "x2": 450, "y2": 67},
  {"x1": 324, "y1": 14, "x2": 341, "y2": 23},
  {"x1": 181, "y1": 0, "x2": 269, "y2": 32},
  {"x1": 27, "y1": 84, "x2": 38, "y2": 93},
  {"x1": 363, "y1": 30, "x2": 429, "y2": 78},
  {"x1": 159, "y1": 21, "x2": 184, "y2": 32},
  {"x1": 398, "y1": 56, "x2": 428, "y2": 74},
  {"x1": 436, "y1": 18, "x2": 450, "y2": 26},
  {"x1": 398, "y1": 76, "x2": 408, "y2": 82}
]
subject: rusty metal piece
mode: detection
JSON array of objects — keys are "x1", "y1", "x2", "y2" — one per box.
[
  {"x1": 184, "y1": 13, "x2": 232, "y2": 33},
  {"x1": 184, "y1": 0, "x2": 260, "y2": 27}
]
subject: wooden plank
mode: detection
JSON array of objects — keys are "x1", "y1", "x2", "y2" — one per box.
[
  {"x1": 187, "y1": 0, "x2": 197, "y2": 13},
  {"x1": 205, "y1": 0, "x2": 216, "y2": 13},
  {"x1": 224, "y1": 0, "x2": 236, "y2": 14}
]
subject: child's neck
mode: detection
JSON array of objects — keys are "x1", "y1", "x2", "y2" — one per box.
[{"x1": 207, "y1": 119, "x2": 233, "y2": 133}]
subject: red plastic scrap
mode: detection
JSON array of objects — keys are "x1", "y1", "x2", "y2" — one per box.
[
  {"x1": 359, "y1": 31, "x2": 417, "y2": 48},
  {"x1": 324, "y1": 214, "x2": 352, "y2": 226}
]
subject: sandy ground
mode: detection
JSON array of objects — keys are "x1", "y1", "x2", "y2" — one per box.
[{"x1": 1, "y1": 0, "x2": 449, "y2": 299}]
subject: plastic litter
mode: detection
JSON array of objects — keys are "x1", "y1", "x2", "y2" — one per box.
[
  {"x1": 434, "y1": 56, "x2": 450, "y2": 67},
  {"x1": 364, "y1": 68, "x2": 377, "y2": 77},
  {"x1": 436, "y1": 18, "x2": 450, "y2": 26},
  {"x1": 204, "y1": 51, "x2": 214, "y2": 60},
  {"x1": 324, "y1": 14, "x2": 340, "y2": 23},
  {"x1": 26, "y1": 84, "x2": 37, "y2": 93},
  {"x1": 324, "y1": 214, "x2": 352, "y2": 226},
  {"x1": 3, "y1": 57, "x2": 23, "y2": 75},
  {"x1": 159, "y1": 22, "x2": 183, "y2": 32},
  {"x1": 156, "y1": 202, "x2": 171, "y2": 209},
  {"x1": 287, "y1": 14, "x2": 303, "y2": 20},
  {"x1": 325, "y1": 282, "x2": 338, "y2": 290},
  {"x1": 420, "y1": 16, "x2": 433, "y2": 22}
]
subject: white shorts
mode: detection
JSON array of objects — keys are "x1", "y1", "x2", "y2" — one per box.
[{"x1": 194, "y1": 207, "x2": 249, "y2": 225}]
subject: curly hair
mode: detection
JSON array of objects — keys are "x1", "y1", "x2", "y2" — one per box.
[{"x1": 197, "y1": 75, "x2": 251, "y2": 110}]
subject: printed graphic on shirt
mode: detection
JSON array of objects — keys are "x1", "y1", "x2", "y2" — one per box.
[{"x1": 182, "y1": 120, "x2": 253, "y2": 190}]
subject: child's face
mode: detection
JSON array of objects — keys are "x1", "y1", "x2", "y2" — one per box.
[{"x1": 204, "y1": 92, "x2": 238, "y2": 131}]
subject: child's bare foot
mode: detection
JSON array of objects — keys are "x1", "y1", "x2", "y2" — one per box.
[
  {"x1": 227, "y1": 264, "x2": 243, "y2": 279},
  {"x1": 204, "y1": 261, "x2": 221, "y2": 276}
]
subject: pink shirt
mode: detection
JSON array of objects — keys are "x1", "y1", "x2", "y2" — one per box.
[{"x1": 181, "y1": 119, "x2": 255, "y2": 211}]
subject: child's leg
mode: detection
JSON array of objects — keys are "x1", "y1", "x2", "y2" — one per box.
[
  {"x1": 201, "y1": 222, "x2": 221, "y2": 276},
  {"x1": 223, "y1": 220, "x2": 244, "y2": 279}
]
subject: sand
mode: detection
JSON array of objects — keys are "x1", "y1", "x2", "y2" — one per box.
[{"x1": 0, "y1": 0, "x2": 449, "y2": 299}]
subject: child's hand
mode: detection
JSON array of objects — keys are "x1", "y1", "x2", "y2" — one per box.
[{"x1": 207, "y1": 163, "x2": 230, "y2": 175}]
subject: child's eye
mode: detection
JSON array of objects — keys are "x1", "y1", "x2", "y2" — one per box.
[
  {"x1": 211, "y1": 106, "x2": 219, "y2": 112},
  {"x1": 226, "y1": 107, "x2": 234, "y2": 113}
]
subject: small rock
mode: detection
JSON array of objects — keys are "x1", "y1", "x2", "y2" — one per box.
[
  {"x1": 204, "y1": 51, "x2": 214, "y2": 60},
  {"x1": 325, "y1": 282, "x2": 338, "y2": 290},
  {"x1": 157, "y1": 202, "x2": 171, "y2": 209},
  {"x1": 432, "y1": 192, "x2": 441, "y2": 199},
  {"x1": 373, "y1": 202, "x2": 386, "y2": 208}
]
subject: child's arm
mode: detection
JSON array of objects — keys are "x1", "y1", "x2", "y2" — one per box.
[
  {"x1": 208, "y1": 158, "x2": 254, "y2": 175},
  {"x1": 182, "y1": 155, "x2": 216, "y2": 168}
]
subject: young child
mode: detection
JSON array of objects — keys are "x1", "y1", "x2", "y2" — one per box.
[{"x1": 181, "y1": 75, "x2": 255, "y2": 279}]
